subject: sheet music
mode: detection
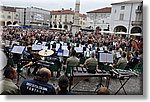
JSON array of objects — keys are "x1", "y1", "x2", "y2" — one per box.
[
  {"x1": 104, "y1": 46, "x2": 108, "y2": 51},
  {"x1": 50, "y1": 44, "x2": 52, "y2": 50},
  {"x1": 11, "y1": 46, "x2": 25, "y2": 54},
  {"x1": 42, "y1": 46, "x2": 48, "y2": 50},
  {"x1": 99, "y1": 53, "x2": 113, "y2": 63},
  {"x1": 84, "y1": 51, "x2": 90, "y2": 57},
  {"x1": 50, "y1": 41, "x2": 55, "y2": 44},
  {"x1": 98, "y1": 50, "x2": 104, "y2": 53},
  {"x1": 42, "y1": 42, "x2": 47, "y2": 46},
  {"x1": 32, "y1": 45, "x2": 42, "y2": 50},
  {"x1": 75, "y1": 47, "x2": 83, "y2": 53},
  {"x1": 81, "y1": 45, "x2": 85, "y2": 48},
  {"x1": 5, "y1": 40, "x2": 11, "y2": 45},
  {"x1": 107, "y1": 53, "x2": 113, "y2": 63},
  {"x1": 56, "y1": 43, "x2": 60, "y2": 51},
  {"x1": 63, "y1": 43, "x2": 67, "y2": 46},
  {"x1": 88, "y1": 44, "x2": 92, "y2": 49},
  {"x1": 62, "y1": 46, "x2": 68, "y2": 50},
  {"x1": 11, "y1": 41, "x2": 19, "y2": 46},
  {"x1": 116, "y1": 52, "x2": 121, "y2": 58},
  {"x1": 99, "y1": 47, "x2": 104, "y2": 51},
  {"x1": 63, "y1": 49, "x2": 69, "y2": 57},
  {"x1": 57, "y1": 51, "x2": 63, "y2": 56},
  {"x1": 34, "y1": 40, "x2": 38, "y2": 45},
  {"x1": 60, "y1": 41, "x2": 64, "y2": 46},
  {"x1": 71, "y1": 43, "x2": 76, "y2": 47},
  {"x1": 99, "y1": 53, "x2": 107, "y2": 62}
]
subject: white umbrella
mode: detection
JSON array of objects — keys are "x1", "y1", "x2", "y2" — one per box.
[
  {"x1": 14, "y1": 23, "x2": 20, "y2": 26},
  {"x1": 8, "y1": 24, "x2": 20, "y2": 27},
  {"x1": 99, "y1": 31, "x2": 114, "y2": 34},
  {"x1": 8, "y1": 24, "x2": 15, "y2": 27},
  {"x1": 115, "y1": 32, "x2": 129, "y2": 35},
  {"x1": 130, "y1": 33, "x2": 142, "y2": 36}
]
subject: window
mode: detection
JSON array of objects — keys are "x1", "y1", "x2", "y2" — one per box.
[
  {"x1": 119, "y1": 14, "x2": 124, "y2": 20},
  {"x1": 55, "y1": 15, "x2": 57, "y2": 18},
  {"x1": 102, "y1": 20, "x2": 104, "y2": 23},
  {"x1": 7, "y1": 15, "x2": 11, "y2": 19},
  {"x1": 114, "y1": 9, "x2": 117, "y2": 13},
  {"x1": 137, "y1": 5, "x2": 142, "y2": 10},
  {"x1": 1, "y1": 15, "x2": 5, "y2": 18},
  {"x1": 121, "y1": 6, "x2": 125, "y2": 10},
  {"x1": 65, "y1": 15, "x2": 67, "y2": 22}
]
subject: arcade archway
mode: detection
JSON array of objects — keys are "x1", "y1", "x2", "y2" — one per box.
[
  {"x1": 131, "y1": 27, "x2": 142, "y2": 33},
  {"x1": 114, "y1": 25, "x2": 127, "y2": 32}
]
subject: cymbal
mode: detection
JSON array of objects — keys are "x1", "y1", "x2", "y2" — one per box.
[{"x1": 38, "y1": 50, "x2": 54, "y2": 57}]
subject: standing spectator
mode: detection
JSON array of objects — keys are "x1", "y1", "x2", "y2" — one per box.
[
  {"x1": 0, "y1": 67, "x2": 20, "y2": 95},
  {"x1": 20, "y1": 67, "x2": 56, "y2": 95}
]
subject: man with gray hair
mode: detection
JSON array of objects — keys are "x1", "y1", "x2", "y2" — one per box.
[{"x1": 20, "y1": 67, "x2": 56, "y2": 95}]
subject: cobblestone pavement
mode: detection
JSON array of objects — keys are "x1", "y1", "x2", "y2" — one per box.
[{"x1": 16, "y1": 69, "x2": 143, "y2": 95}]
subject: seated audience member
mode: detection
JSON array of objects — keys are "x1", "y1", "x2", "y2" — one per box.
[
  {"x1": 20, "y1": 67, "x2": 56, "y2": 95},
  {"x1": 82, "y1": 52, "x2": 98, "y2": 73},
  {"x1": 0, "y1": 67, "x2": 20, "y2": 95},
  {"x1": 97, "y1": 86, "x2": 110, "y2": 95},
  {"x1": 57, "y1": 75, "x2": 74, "y2": 95}
]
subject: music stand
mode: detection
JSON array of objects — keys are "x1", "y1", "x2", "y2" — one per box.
[{"x1": 11, "y1": 45, "x2": 26, "y2": 84}]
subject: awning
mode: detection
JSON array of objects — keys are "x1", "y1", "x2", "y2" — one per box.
[
  {"x1": 99, "y1": 31, "x2": 114, "y2": 34},
  {"x1": 130, "y1": 33, "x2": 142, "y2": 36},
  {"x1": 114, "y1": 32, "x2": 129, "y2": 35}
]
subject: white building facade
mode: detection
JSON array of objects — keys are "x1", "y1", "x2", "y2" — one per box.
[
  {"x1": 17, "y1": 6, "x2": 50, "y2": 27},
  {"x1": 86, "y1": 7, "x2": 111, "y2": 31},
  {"x1": 110, "y1": 0, "x2": 143, "y2": 34},
  {"x1": 50, "y1": 9, "x2": 86, "y2": 31},
  {"x1": 0, "y1": 6, "x2": 19, "y2": 26}
]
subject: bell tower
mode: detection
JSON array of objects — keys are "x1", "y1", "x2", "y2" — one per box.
[{"x1": 71, "y1": 0, "x2": 81, "y2": 36}]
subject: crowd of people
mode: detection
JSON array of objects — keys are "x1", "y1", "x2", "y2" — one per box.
[{"x1": 0, "y1": 26, "x2": 143, "y2": 95}]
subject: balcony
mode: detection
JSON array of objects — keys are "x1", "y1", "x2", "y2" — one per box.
[{"x1": 131, "y1": 21, "x2": 143, "y2": 26}]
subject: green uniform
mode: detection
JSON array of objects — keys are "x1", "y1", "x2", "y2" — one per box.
[
  {"x1": 66, "y1": 56, "x2": 79, "y2": 67},
  {"x1": 84, "y1": 57, "x2": 98, "y2": 71},
  {"x1": 0, "y1": 78, "x2": 20, "y2": 95}
]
